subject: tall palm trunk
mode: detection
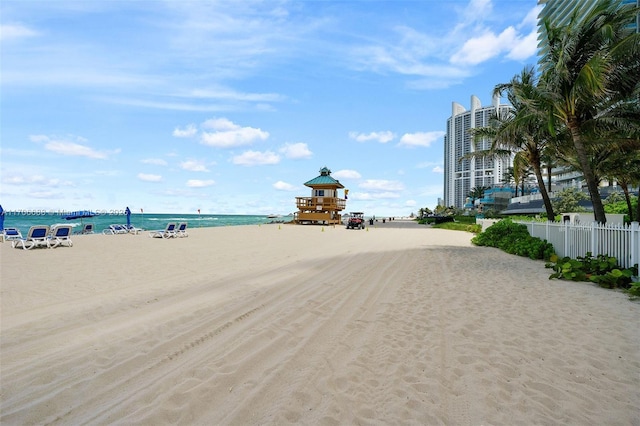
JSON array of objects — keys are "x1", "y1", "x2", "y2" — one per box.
[
  {"x1": 636, "y1": 188, "x2": 640, "y2": 223},
  {"x1": 532, "y1": 162, "x2": 555, "y2": 219},
  {"x1": 568, "y1": 121, "x2": 607, "y2": 223},
  {"x1": 619, "y1": 182, "x2": 633, "y2": 221}
]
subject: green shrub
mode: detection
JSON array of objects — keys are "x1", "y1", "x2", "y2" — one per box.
[
  {"x1": 546, "y1": 252, "x2": 638, "y2": 292},
  {"x1": 453, "y1": 215, "x2": 476, "y2": 224},
  {"x1": 466, "y1": 224, "x2": 482, "y2": 234},
  {"x1": 471, "y1": 219, "x2": 554, "y2": 260},
  {"x1": 628, "y1": 281, "x2": 640, "y2": 300},
  {"x1": 433, "y1": 222, "x2": 477, "y2": 232}
]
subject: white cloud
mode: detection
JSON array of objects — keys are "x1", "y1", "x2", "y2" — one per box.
[
  {"x1": 520, "y1": 5, "x2": 544, "y2": 29},
  {"x1": 202, "y1": 118, "x2": 238, "y2": 131},
  {"x1": 450, "y1": 2, "x2": 540, "y2": 67},
  {"x1": 186, "y1": 87, "x2": 286, "y2": 103},
  {"x1": 280, "y1": 142, "x2": 313, "y2": 159},
  {"x1": 432, "y1": 166, "x2": 444, "y2": 174},
  {"x1": 173, "y1": 124, "x2": 198, "y2": 138},
  {"x1": 348, "y1": 131, "x2": 395, "y2": 143},
  {"x1": 398, "y1": 131, "x2": 445, "y2": 148},
  {"x1": 359, "y1": 179, "x2": 405, "y2": 192},
  {"x1": 232, "y1": 150, "x2": 280, "y2": 166},
  {"x1": 273, "y1": 181, "x2": 296, "y2": 191},
  {"x1": 186, "y1": 179, "x2": 215, "y2": 188},
  {"x1": 407, "y1": 77, "x2": 467, "y2": 90},
  {"x1": 506, "y1": 30, "x2": 538, "y2": 61},
  {"x1": 100, "y1": 97, "x2": 230, "y2": 112},
  {"x1": 141, "y1": 158, "x2": 168, "y2": 166},
  {"x1": 416, "y1": 161, "x2": 441, "y2": 169},
  {"x1": 94, "y1": 169, "x2": 122, "y2": 177},
  {"x1": 30, "y1": 134, "x2": 115, "y2": 159},
  {"x1": 3, "y1": 174, "x2": 73, "y2": 187},
  {"x1": 0, "y1": 24, "x2": 38, "y2": 41},
  {"x1": 351, "y1": 0, "x2": 539, "y2": 74},
  {"x1": 29, "y1": 190, "x2": 62, "y2": 199},
  {"x1": 200, "y1": 118, "x2": 269, "y2": 148},
  {"x1": 460, "y1": 0, "x2": 493, "y2": 25},
  {"x1": 332, "y1": 169, "x2": 361, "y2": 179},
  {"x1": 138, "y1": 173, "x2": 162, "y2": 182},
  {"x1": 351, "y1": 191, "x2": 401, "y2": 200},
  {"x1": 450, "y1": 27, "x2": 519, "y2": 66},
  {"x1": 352, "y1": 41, "x2": 470, "y2": 82},
  {"x1": 180, "y1": 160, "x2": 210, "y2": 172}
]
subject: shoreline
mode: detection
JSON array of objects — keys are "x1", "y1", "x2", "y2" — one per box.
[{"x1": 2, "y1": 225, "x2": 638, "y2": 424}]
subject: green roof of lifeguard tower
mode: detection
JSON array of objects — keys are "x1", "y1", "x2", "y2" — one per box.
[{"x1": 304, "y1": 167, "x2": 344, "y2": 188}]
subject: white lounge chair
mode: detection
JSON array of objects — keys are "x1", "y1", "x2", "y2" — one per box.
[
  {"x1": 77, "y1": 223, "x2": 94, "y2": 234},
  {"x1": 12, "y1": 225, "x2": 51, "y2": 250},
  {"x1": 2, "y1": 228, "x2": 23, "y2": 241},
  {"x1": 49, "y1": 225, "x2": 73, "y2": 248},
  {"x1": 176, "y1": 222, "x2": 188, "y2": 237},
  {"x1": 103, "y1": 224, "x2": 129, "y2": 235},
  {"x1": 149, "y1": 222, "x2": 177, "y2": 239},
  {"x1": 124, "y1": 224, "x2": 143, "y2": 235}
]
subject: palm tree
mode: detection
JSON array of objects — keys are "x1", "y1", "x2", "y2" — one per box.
[
  {"x1": 600, "y1": 143, "x2": 640, "y2": 221},
  {"x1": 501, "y1": 164, "x2": 533, "y2": 198},
  {"x1": 539, "y1": 0, "x2": 640, "y2": 223},
  {"x1": 468, "y1": 186, "x2": 491, "y2": 208},
  {"x1": 513, "y1": 152, "x2": 534, "y2": 198},
  {"x1": 502, "y1": 167, "x2": 517, "y2": 195},
  {"x1": 472, "y1": 66, "x2": 556, "y2": 219}
]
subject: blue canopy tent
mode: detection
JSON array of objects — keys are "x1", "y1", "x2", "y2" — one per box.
[{"x1": 0, "y1": 204, "x2": 4, "y2": 231}]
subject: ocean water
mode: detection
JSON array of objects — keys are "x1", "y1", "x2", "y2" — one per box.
[{"x1": 1, "y1": 212, "x2": 282, "y2": 237}]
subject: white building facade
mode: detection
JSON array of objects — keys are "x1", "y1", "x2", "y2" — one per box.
[{"x1": 443, "y1": 95, "x2": 513, "y2": 209}]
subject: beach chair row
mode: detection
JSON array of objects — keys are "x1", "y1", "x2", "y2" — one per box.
[
  {"x1": 102, "y1": 224, "x2": 143, "y2": 235},
  {"x1": 149, "y1": 222, "x2": 188, "y2": 239},
  {"x1": 9, "y1": 225, "x2": 73, "y2": 250}
]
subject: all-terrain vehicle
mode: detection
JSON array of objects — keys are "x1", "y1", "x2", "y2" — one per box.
[{"x1": 346, "y1": 212, "x2": 365, "y2": 230}]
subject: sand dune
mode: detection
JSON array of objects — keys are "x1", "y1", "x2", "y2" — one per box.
[{"x1": 1, "y1": 222, "x2": 638, "y2": 425}]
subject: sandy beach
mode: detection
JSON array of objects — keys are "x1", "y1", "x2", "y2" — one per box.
[{"x1": 1, "y1": 221, "x2": 638, "y2": 425}]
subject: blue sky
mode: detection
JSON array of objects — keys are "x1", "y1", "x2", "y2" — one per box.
[{"x1": 1, "y1": 0, "x2": 541, "y2": 216}]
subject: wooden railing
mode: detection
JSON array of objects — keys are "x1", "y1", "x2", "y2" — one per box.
[{"x1": 295, "y1": 197, "x2": 346, "y2": 211}]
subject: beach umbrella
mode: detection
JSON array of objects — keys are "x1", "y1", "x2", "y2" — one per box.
[
  {"x1": 62, "y1": 210, "x2": 97, "y2": 226},
  {"x1": 0, "y1": 204, "x2": 4, "y2": 231},
  {"x1": 62, "y1": 210, "x2": 97, "y2": 220},
  {"x1": 125, "y1": 207, "x2": 131, "y2": 228}
]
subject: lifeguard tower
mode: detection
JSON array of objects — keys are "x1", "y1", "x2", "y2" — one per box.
[{"x1": 294, "y1": 167, "x2": 347, "y2": 225}]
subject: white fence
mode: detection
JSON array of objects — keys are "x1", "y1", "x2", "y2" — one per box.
[{"x1": 513, "y1": 220, "x2": 640, "y2": 270}]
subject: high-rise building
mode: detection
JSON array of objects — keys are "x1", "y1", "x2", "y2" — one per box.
[{"x1": 443, "y1": 95, "x2": 513, "y2": 209}]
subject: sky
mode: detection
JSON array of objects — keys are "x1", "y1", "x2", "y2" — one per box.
[{"x1": 1, "y1": 0, "x2": 542, "y2": 216}]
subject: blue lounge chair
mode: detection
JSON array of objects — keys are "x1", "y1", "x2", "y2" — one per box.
[
  {"x1": 12, "y1": 225, "x2": 51, "y2": 250},
  {"x1": 2, "y1": 227, "x2": 23, "y2": 241},
  {"x1": 176, "y1": 222, "x2": 188, "y2": 238},
  {"x1": 149, "y1": 222, "x2": 177, "y2": 239},
  {"x1": 49, "y1": 225, "x2": 73, "y2": 248}
]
